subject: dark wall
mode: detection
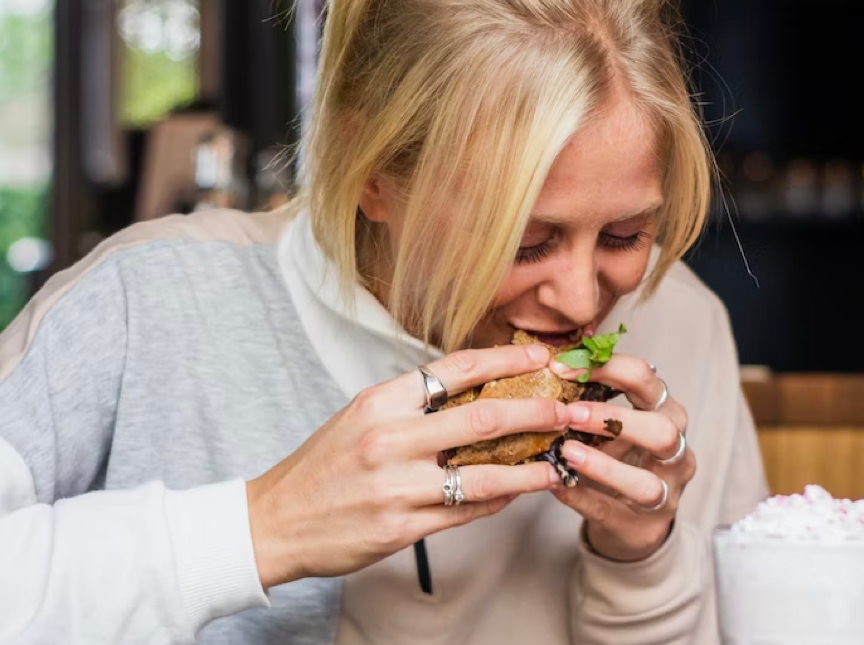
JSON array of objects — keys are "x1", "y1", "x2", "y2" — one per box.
[
  {"x1": 685, "y1": 218, "x2": 863, "y2": 372},
  {"x1": 680, "y1": 0, "x2": 863, "y2": 372}
]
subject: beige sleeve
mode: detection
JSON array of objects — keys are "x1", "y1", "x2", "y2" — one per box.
[
  {"x1": 569, "y1": 301, "x2": 769, "y2": 644},
  {"x1": 571, "y1": 521, "x2": 711, "y2": 645}
]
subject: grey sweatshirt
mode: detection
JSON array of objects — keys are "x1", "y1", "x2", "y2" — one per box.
[{"x1": 0, "y1": 208, "x2": 768, "y2": 645}]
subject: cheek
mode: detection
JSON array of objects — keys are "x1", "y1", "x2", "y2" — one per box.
[
  {"x1": 597, "y1": 247, "x2": 652, "y2": 293},
  {"x1": 490, "y1": 264, "x2": 547, "y2": 308}
]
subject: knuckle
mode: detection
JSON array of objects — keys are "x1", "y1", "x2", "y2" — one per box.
[
  {"x1": 352, "y1": 385, "x2": 386, "y2": 418},
  {"x1": 682, "y1": 451, "x2": 697, "y2": 481},
  {"x1": 659, "y1": 417, "x2": 679, "y2": 451},
  {"x1": 467, "y1": 469, "x2": 493, "y2": 501},
  {"x1": 357, "y1": 428, "x2": 392, "y2": 467},
  {"x1": 532, "y1": 398, "x2": 559, "y2": 428},
  {"x1": 378, "y1": 513, "x2": 413, "y2": 551},
  {"x1": 465, "y1": 402, "x2": 502, "y2": 439},
  {"x1": 640, "y1": 360, "x2": 656, "y2": 385},
  {"x1": 640, "y1": 477, "x2": 665, "y2": 506},
  {"x1": 444, "y1": 350, "x2": 482, "y2": 380},
  {"x1": 367, "y1": 473, "x2": 406, "y2": 507}
]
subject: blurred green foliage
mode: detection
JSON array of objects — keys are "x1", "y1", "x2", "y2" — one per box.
[
  {"x1": 0, "y1": 10, "x2": 52, "y2": 102},
  {"x1": 121, "y1": 45, "x2": 197, "y2": 126},
  {"x1": 0, "y1": 187, "x2": 48, "y2": 330},
  {"x1": 0, "y1": 6, "x2": 52, "y2": 332},
  {"x1": 0, "y1": 2, "x2": 198, "y2": 330}
]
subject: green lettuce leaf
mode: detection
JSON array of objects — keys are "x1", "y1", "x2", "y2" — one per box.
[{"x1": 555, "y1": 323, "x2": 627, "y2": 382}]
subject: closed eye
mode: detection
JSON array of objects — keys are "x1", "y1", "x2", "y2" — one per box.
[
  {"x1": 515, "y1": 241, "x2": 554, "y2": 264},
  {"x1": 598, "y1": 231, "x2": 650, "y2": 252}
]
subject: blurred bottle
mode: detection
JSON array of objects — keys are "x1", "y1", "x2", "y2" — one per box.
[
  {"x1": 192, "y1": 126, "x2": 248, "y2": 211},
  {"x1": 783, "y1": 158, "x2": 819, "y2": 217},
  {"x1": 736, "y1": 152, "x2": 776, "y2": 220},
  {"x1": 821, "y1": 159, "x2": 855, "y2": 218}
]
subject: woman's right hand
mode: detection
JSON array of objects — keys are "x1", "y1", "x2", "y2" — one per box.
[{"x1": 246, "y1": 343, "x2": 573, "y2": 589}]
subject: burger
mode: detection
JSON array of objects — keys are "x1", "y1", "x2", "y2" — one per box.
[{"x1": 441, "y1": 324, "x2": 627, "y2": 487}]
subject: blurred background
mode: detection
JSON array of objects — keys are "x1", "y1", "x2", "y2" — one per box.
[{"x1": 0, "y1": 0, "x2": 861, "y2": 498}]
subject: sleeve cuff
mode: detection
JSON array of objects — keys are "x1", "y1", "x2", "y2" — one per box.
[
  {"x1": 164, "y1": 478, "x2": 270, "y2": 633},
  {"x1": 576, "y1": 521, "x2": 704, "y2": 616}
]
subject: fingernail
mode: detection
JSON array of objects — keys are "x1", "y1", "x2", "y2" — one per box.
[
  {"x1": 570, "y1": 403, "x2": 590, "y2": 424},
  {"x1": 526, "y1": 345, "x2": 550, "y2": 363},
  {"x1": 550, "y1": 360, "x2": 585, "y2": 379},
  {"x1": 561, "y1": 442, "x2": 587, "y2": 465}
]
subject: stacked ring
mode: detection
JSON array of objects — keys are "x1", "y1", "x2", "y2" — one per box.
[{"x1": 442, "y1": 465, "x2": 464, "y2": 506}]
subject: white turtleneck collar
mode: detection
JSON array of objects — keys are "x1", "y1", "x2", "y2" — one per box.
[
  {"x1": 277, "y1": 209, "x2": 444, "y2": 399},
  {"x1": 277, "y1": 209, "x2": 649, "y2": 401}
]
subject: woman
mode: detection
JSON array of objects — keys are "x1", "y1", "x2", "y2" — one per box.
[{"x1": 0, "y1": 0, "x2": 767, "y2": 643}]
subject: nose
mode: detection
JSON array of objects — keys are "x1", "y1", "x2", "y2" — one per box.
[{"x1": 535, "y1": 244, "x2": 600, "y2": 327}]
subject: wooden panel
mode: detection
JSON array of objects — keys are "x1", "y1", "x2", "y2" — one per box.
[
  {"x1": 757, "y1": 427, "x2": 864, "y2": 499},
  {"x1": 777, "y1": 375, "x2": 864, "y2": 426},
  {"x1": 742, "y1": 379, "x2": 778, "y2": 425},
  {"x1": 743, "y1": 373, "x2": 864, "y2": 426}
]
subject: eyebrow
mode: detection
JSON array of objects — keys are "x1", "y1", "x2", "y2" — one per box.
[{"x1": 529, "y1": 202, "x2": 663, "y2": 225}]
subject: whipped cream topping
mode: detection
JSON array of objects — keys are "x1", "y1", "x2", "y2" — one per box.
[{"x1": 730, "y1": 485, "x2": 864, "y2": 541}]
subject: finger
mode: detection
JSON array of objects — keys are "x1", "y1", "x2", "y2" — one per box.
[
  {"x1": 412, "y1": 494, "x2": 518, "y2": 536},
  {"x1": 387, "y1": 343, "x2": 551, "y2": 411},
  {"x1": 567, "y1": 401, "x2": 683, "y2": 460},
  {"x1": 397, "y1": 396, "x2": 568, "y2": 457},
  {"x1": 552, "y1": 353, "x2": 678, "y2": 418},
  {"x1": 559, "y1": 440, "x2": 669, "y2": 509},
  {"x1": 411, "y1": 461, "x2": 557, "y2": 506},
  {"x1": 551, "y1": 480, "x2": 621, "y2": 524}
]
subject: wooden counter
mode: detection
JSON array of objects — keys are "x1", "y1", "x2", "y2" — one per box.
[{"x1": 743, "y1": 373, "x2": 864, "y2": 500}]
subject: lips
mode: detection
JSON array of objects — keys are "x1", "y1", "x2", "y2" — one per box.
[{"x1": 518, "y1": 323, "x2": 597, "y2": 348}]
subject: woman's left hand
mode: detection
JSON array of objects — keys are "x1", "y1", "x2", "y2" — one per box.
[{"x1": 550, "y1": 355, "x2": 695, "y2": 562}]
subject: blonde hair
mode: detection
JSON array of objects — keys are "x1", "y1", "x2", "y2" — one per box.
[{"x1": 284, "y1": 0, "x2": 712, "y2": 352}]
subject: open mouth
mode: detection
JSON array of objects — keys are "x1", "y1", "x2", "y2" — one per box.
[
  {"x1": 521, "y1": 323, "x2": 596, "y2": 348},
  {"x1": 532, "y1": 332, "x2": 580, "y2": 347}
]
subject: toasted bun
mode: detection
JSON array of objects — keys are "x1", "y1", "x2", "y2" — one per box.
[{"x1": 442, "y1": 331, "x2": 619, "y2": 467}]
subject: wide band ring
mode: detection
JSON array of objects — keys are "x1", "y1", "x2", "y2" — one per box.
[
  {"x1": 650, "y1": 378, "x2": 669, "y2": 411},
  {"x1": 637, "y1": 376, "x2": 668, "y2": 412},
  {"x1": 655, "y1": 432, "x2": 687, "y2": 467},
  {"x1": 442, "y1": 465, "x2": 464, "y2": 506},
  {"x1": 637, "y1": 479, "x2": 669, "y2": 513},
  {"x1": 419, "y1": 365, "x2": 449, "y2": 413}
]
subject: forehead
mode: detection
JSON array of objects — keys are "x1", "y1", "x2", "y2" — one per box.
[{"x1": 533, "y1": 100, "x2": 663, "y2": 224}]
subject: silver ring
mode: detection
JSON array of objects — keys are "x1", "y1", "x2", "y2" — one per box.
[
  {"x1": 649, "y1": 364, "x2": 657, "y2": 373},
  {"x1": 642, "y1": 377, "x2": 668, "y2": 412},
  {"x1": 442, "y1": 465, "x2": 464, "y2": 506},
  {"x1": 638, "y1": 479, "x2": 669, "y2": 513},
  {"x1": 418, "y1": 365, "x2": 448, "y2": 413},
  {"x1": 656, "y1": 432, "x2": 687, "y2": 466}
]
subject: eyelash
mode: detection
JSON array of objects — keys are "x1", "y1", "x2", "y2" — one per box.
[
  {"x1": 598, "y1": 231, "x2": 650, "y2": 252},
  {"x1": 515, "y1": 231, "x2": 649, "y2": 265}
]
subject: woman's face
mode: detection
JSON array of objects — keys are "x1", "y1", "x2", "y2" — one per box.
[
  {"x1": 470, "y1": 99, "x2": 663, "y2": 349},
  {"x1": 360, "y1": 97, "x2": 663, "y2": 349}
]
